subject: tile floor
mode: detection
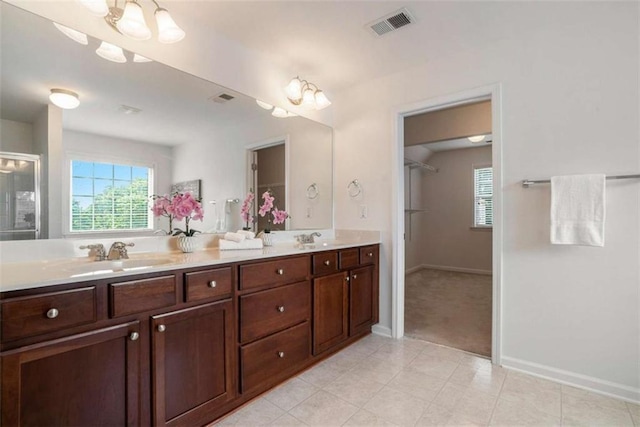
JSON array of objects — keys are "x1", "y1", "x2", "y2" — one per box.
[{"x1": 215, "y1": 335, "x2": 639, "y2": 426}]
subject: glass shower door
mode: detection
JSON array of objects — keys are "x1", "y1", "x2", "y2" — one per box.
[{"x1": 0, "y1": 152, "x2": 40, "y2": 240}]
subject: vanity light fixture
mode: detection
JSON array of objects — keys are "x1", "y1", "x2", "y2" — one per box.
[
  {"x1": 49, "y1": 89, "x2": 80, "y2": 109},
  {"x1": 285, "y1": 76, "x2": 331, "y2": 110},
  {"x1": 53, "y1": 23, "x2": 88, "y2": 45},
  {"x1": 95, "y1": 41, "x2": 127, "y2": 63},
  {"x1": 77, "y1": 0, "x2": 185, "y2": 43},
  {"x1": 468, "y1": 135, "x2": 486, "y2": 143},
  {"x1": 256, "y1": 100, "x2": 297, "y2": 118}
]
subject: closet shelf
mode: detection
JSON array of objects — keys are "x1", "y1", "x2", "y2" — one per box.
[{"x1": 404, "y1": 158, "x2": 438, "y2": 172}]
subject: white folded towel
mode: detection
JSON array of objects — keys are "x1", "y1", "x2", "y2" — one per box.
[
  {"x1": 551, "y1": 174, "x2": 605, "y2": 246},
  {"x1": 219, "y1": 239, "x2": 263, "y2": 250},
  {"x1": 236, "y1": 230, "x2": 256, "y2": 240},
  {"x1": 224, "y1": 232, "x2": 246, "y2": 243}
]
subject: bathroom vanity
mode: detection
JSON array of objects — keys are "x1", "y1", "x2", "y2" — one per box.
[{"x1": 0, "y1": 241, "x2": 379, "y2": 426}]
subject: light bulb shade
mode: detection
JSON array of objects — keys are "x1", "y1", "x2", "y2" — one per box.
[
  {"x1": 155, "y1": 8, "x2": 185, "y2": 43},
  {"x1": 468, "y1": 135, "x2": 486, "y2": 143},
  {"x1": 77, "y1": 0, "x2": 109, "y2": 16},
  {"x1": 271, "y1": 107, "x2": 289, "y2": 118},
  {"x1": 133, "y1": 54, "x2": 153, "y2": 63},
  {"x1": 286, "y1": 111, "x2": 298, "y2": 117},
  {"x1": 256, "y1": 100, "x2": 274, "y2": 110},
  {"x1": 285, "y1": 78, "x2": 303, "y2": 101},
  {"x1": 53, "y1": 23, "x2": 88, "y2": 45},
  {"x1": 50, "y1": 89, "x2": 80, "y2": 109},
  {"x1": 301, "y1": 88, "x2": 316, "y2": 108},
  {"x1": 96, "y1": 41, "x2": 127, "y2": 63},
  {"x1": 117, "y1": 0, "x2": 152, "y2": 41},
  {"x1": 314, "y1": 90, "x2": 331, "y2": 109}
]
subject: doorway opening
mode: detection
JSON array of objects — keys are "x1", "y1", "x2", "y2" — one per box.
[
  {"x1": 392, "y1": 84, "x2": 502, "y2": 364},
  {"x1": 404, "y1": 100, "x2": 493, "y2": 357}
]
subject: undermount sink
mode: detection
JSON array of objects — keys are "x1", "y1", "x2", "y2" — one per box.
[{"x1": 60, "y1": 257, "x2": 174, "y2": 277}]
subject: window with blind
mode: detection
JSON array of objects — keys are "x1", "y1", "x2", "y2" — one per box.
[
  {"x1": 70, "y1": 160, "x2": 152, "y2": 232},
  {"x1": 474, "y1": 166, "x2": 493, "y2": 227}
]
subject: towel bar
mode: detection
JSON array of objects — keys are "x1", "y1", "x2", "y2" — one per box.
[{"x1": 522, "y1": 174, "x2": 640, "y2": 188}]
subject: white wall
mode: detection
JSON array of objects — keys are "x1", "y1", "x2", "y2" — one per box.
[
  {"x1": 404, "y1": 145, "x2": 433, "y2": 272},
  {"x1": 334, "y1": 2, "x2": 639, "y2": 400},
  {"x1": 63, "y1": 130, "x2": 173, "y2": 235},
  {"x1": 1, "y1": 119, "x2": 33, "y2": 153},
  {"x1": 419, "y1": 146, "x2": 492, "y2": 273}
]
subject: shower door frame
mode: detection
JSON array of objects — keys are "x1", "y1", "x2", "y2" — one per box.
[{"x1": 0, "y1": 151, "x2": 41, "y2": 240}]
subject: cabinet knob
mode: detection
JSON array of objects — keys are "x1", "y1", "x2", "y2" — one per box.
[
  {"x1": 353, "y1": 274, "x2": 358, "y2": 279},
  {"x1": 129, "y1": 332, "x2": 139, "y2": 341},
  {"x1": 157, "y1": 324, "x2": 166, "y2": 332},
  {"x1": 277, "y1": 305, "x2": 285, "y2": 313},
  {"x1": 368, "y1": 252, "x2": 373, "y2": 257},
  {"x1": 345, "y1": 276, "x2": 350, "y2": 282},
  {"x1": 208, "y1": 280, "x2": 217, "y2": 288},
  {"x1": 46, "y1": 308, "x2": 59, "y2": 319},
  {"x1": 276, "y1": 268, "x2": 284, "y2": 275},
  {"x1": 277, "y1": 351, "x2": 285, "y2": 358},
  {"x1": 324, "y1": 260, "x2": 330, "y2": 266}
]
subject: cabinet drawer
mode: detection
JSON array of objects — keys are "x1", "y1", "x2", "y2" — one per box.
[
  {"x1": 339, "y1": 248, "x2": 359, "y2": 269},
  {"x1": 110, "y1": 275, "x2": 176, "y2": 318},
  {"x1": 239, "y1": 256, "x2": 309, "y2": 291},
  {"x1": 240, "y1": 281, "x2": 310, "y2": 343},
  {"x1": 240, "y1": 322, "x2": 310, "y2": 393},
  {"x1": 312, "y1": 252, "x2": 338, "y2": 276},
  {"x1": 1, "y1": 287, "x2": 97, "y2": 342},
  {"x1": 359, "y1": 245, "x2": 379, "y2": 265},
  {"x1": 185, "y1": 267, "x2": 232, "y2": 302}
]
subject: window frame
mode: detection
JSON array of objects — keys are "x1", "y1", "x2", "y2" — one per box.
[
  {"x1": 63, "y1": 152, "x2": 156, "y2": 237},
  {"x1": 472, "y1": 163, "x2": 493, "y2": 229}
]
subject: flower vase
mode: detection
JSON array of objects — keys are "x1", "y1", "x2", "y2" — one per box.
[
  {"x1": 176, "y1": 235, "x2": 201, "y2": 253},
  {"x1": 260, "y1": 231, "x2": 273, "y2": 247}
]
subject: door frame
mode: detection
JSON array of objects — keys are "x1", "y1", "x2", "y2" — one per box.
[{"x1": 391, "y1": 83, "x2": 503, "y2": 364}]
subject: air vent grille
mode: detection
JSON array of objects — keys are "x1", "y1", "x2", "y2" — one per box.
[
  {"x1": 367, "y1": 7, "x2": 415, "y2": 36},
  {"x1": 209, "y1": 92, "x2": 236, "y2": 103}
]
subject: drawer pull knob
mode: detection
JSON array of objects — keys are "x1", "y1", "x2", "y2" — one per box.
[
  {"x1": 157, "y1": 325, "x2": 166, "y2": 332},
  {"x1": 368, "y1": 252, "x2": 373, "y2": 257},
  {"x1": 277, "y1": 351, "x2": 285, "y2": 358},
  {"x1": 353, "y1": 274, "x2": 358, "y2": 279},
  {"x1": 277, "y1": 268, "x2": 284, "y2": 275},
  {"x1": 129, "y1": 332, "x2": 139, "y2": 341},
  {"x1": 46, "y1": 308, "x2": 59, "y2": 319},
  {"x1": 208, "y1": 280, "x2": 217, "y2": 288},
  {"x1": 324, "y1": 260, "x2": 331, "y2": 266},
  {"x1": 277, "y1": 305, "x2": 285, "y2": 313}
]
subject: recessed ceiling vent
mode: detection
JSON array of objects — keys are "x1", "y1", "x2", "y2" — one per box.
[
  {"x1": 367, "y1": 8, "x2": 415, "y2": 36},
  {"x1": 209, "y1": 92, "x2": 236, "y2": 103},
  {"x1": 118, "y1": 105, "x2": 142, "y2": 115}
]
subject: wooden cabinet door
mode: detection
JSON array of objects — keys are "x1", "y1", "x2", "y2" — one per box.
[
  {"x1": 151, "y1": 299, "x2": 235, "y2": 427},
  {"x1": 349, "y1": 265, "x2": 375, "y2": 336},
  {"x1": 1, "y1": 321, "x2": 141, "y2": 427},
  {"x1": 313, "y1": 272, "x2": 348, "y2": 355}
]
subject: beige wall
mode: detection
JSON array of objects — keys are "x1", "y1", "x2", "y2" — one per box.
[
  {"x1": 419, "y1": 146, "x2": 492, "y2": 273},
  {"x1": 1, "y1": 119, "x2": 34, "y2": 153}
]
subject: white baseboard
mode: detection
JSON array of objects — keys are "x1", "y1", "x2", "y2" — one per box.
[
  {"x1": 405, "y1": 265, "x2": 424, "y2": 275},
  {"x1": 419, "y1": 264, "x2": 492, "y2": 275},
  {"x1": 372, "y1": 324, "x2": 392, "y2": 338},
  {"x1": 501, "y1": 356, "x2": 640, "y2": 404}
]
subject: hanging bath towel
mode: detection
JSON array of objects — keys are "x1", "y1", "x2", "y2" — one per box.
[{"x1": 551, "y1": 174, "x2": 605, "y2": 246}]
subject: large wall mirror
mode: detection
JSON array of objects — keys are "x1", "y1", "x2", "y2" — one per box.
[{"x1": 0, "y1": 2, "x2": 333, "y2": 240}]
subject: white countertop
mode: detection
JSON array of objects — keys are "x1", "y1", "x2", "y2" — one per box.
[{"x1": 0, "y1": 230, "x2": 380, "y2": 293}]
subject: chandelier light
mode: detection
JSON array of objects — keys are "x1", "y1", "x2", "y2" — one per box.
[
  {"x1": 49, "y1": 89, "x2": 80, "y2": 109},
  {"x1": 256, "y1": 100, "x2": 297, "y2": 118},
  {"x1": 285, "y1": 77, "x2": 331, "y2": 110},
  {"x1": 77, "y1": 0, "x2": 185, "y2": 44}
]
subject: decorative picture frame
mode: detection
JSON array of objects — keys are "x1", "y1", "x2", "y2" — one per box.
[{"x1": 171, "y1": 179, "x2": 202, "y2": 200}]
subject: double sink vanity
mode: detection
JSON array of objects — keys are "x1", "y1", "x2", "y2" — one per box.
[{"x1": 0, "y1": 232, "x2": 380, "y2": 426}]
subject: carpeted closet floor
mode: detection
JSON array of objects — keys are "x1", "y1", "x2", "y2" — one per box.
[{"x1": 405, "y1": 268, "x2": 492, "y2": 357}]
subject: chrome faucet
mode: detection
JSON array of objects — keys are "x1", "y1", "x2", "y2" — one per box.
[
  {"x1": 108, "y1": 242, "x2": 135, "y2": 260},
  {"x1": 79, "y1": 243, "x2": 107, "y2": 261},
  {"x1": 295, "y1": 232, "x2": 322, "y2": 245}
]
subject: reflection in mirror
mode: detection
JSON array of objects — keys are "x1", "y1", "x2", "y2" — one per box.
[
  {"x1": 0, "y1": 2, "x2": 333, "y2": 240},
  {"x1": 0, "y1": 153, "x2": 40, "y2": 240}
]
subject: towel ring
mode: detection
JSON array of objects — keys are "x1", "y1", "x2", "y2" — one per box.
[
  {"x1": 306, "y1": 183, "x2": 319, "y2": 199},
  {"x1": 347, "y1": 179, "x2": 362, "y2": 198}
]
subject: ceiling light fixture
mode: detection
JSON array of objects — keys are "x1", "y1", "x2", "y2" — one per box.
[
  {"x1": 77, "y1": 0, "x2": 185, "y2": 44},
  {"x1": 467, "y1": 135, "x2": 486, "y2": 143},
  {"x1": 285, "y1": 77, "x2": 331, "y2": 110},
  {"x1": 256, "y1": 100, "x2": 297, "y2": 118},
  {"x1": 49, "y1": 89, "x2": 80, "y2": 109}
]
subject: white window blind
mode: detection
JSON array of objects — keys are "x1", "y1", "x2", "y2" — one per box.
[
  {"x1": 474, "y1": 166, "x2": 493, "y2": 227},
  {"x1": 70, "y1": 160, "x2": 152, "y2": 232}
]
